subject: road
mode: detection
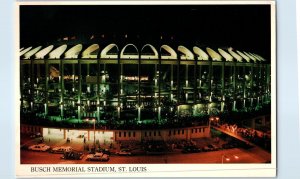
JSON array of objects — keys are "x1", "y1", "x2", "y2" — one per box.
[{"x1": 21, "y1": 147, "x2": 269, "y2": 164}]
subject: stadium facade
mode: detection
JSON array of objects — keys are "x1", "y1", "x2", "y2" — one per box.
[{"x1": 20, "y1": 40, "x2": 271, "y2": 127}]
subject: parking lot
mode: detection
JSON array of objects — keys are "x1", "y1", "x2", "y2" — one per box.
[{"x1": 21, "y1": 133, "x2": 271, "y2": 164}]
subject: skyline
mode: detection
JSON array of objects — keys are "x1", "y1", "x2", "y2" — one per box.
[{"x1": 20, "y1": 5, "x2": 271, "y2": 60}]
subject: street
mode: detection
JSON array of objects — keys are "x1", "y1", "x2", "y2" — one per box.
[{"x1": 21, "y1": 147, "x2": 269, "y2": 164}]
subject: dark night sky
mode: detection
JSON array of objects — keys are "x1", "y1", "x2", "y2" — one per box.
[{"x1": 20, "y1": 5, "x2": 271, "y2": 60}]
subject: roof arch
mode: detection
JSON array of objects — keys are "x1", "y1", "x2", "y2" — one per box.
[
  {"x1": 206, "y1": 47, "x2": 222, "y2": 61},
  {"x1": 24, "y1": 46, "x2": 42, "y2": 59},
  {"x1": 218, "y1": 48, "x2": 233, "y2": 62},
  {"x1": 193, "y1": 46, "x2": 209, "y2": 61},
  {"x1": 243, "y1": 51, "x2": 257, "y2": 63},
  {"x1": 82, "y1": 44, "x2": 100, "y2": 58},
  {"x1": 236, "y1": 50, "x2": 251, "y2": 63},
  {"x1": 20, "y1": 46, "x2": 32, "y2": 56},
  {"x1": 252, "y1": 53, "x2": 266, "y2": 61},
  {"x1": 120, "y1": 44, "x2": 139, "y2": 59},
  {"x1": 64, "y1": 44, "x2": 83, "y2": 59},
  {"x1": 178, "y1": 45, "x2": 194, "y2": 60},
  {"x1": 160, "y1": 45, "x2": 177, "y2": 59},
  {"x1": 49, "y1": 45, "x2": 67, "y2": 59},
  {"x1": 35, "y1": 45, "x2": 54, "y2": 59},
  {"x1": 141, "y1": 44, "x2": 159, "y2": 59},
  {"x1": 228, "y1": 48, "x2": 243, "y2": 62},
  {"x1": 250, "y1": 52, "x2": 265, "y2": 62},
  {"x1": 101, "y1": 44, "x2": 119, "y2": 59}
]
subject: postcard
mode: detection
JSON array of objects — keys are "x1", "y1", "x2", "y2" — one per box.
[{"x1": 16, "y1": 0, "x2": 276, "y2": 177}]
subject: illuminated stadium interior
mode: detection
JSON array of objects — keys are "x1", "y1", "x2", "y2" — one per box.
[{"x1": 20, "y1": 41, "x2": 271, "y2": 127}]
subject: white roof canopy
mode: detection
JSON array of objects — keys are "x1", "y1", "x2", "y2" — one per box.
[
  {"x1": 178, "y1": 45, "x2": 194, "y2": 60},
  {"x1": 160, "y1": 45, "x2": 177, "y2": 59},
  {"x1": 193, "y1": 46, "x2": 209, "y2": 61},
  {"x1": 120, "y1": 44, "x2": 139, "y2": 59},
  {"x1": 253, "y1": 53, "x2": 266, "y2": 61},
  {"x1": 49, "y1": 45, "x2": 67, "y2": 59},
  {"x1": 20, "y1": 46, "x2": 32, "y2": 56},
  {"x1": 206, "y1": 47, "x2": 222, "y2": 61},
  {"x1": 24, "y1": 46, "x2": 42, "y2": 59},
  {"x1": 243, "y1": 51, "x2": 257, "y2": 63},
  {"x1": 236, "y1": 50, "x2": 250, "y2": 63},
  {"x1": 218, "y1": 48, "x2": 233, "y2": 62},
  {"x1": 250, "y1": 52, "x2": 265, "y2": 62},
  {"x1": 35, "y1": 45, "x2": 54, "y2": 59},
  {"x1": 64, "y1": 44, "x2": 83, "y2": 59},
  {"x1": 101, "y1": 44, "x2": 119, "y2": 59},
  {"x1": 82, "y1": 44, "x2": 99, "y2": 58},
  {"x1": 228, "y1": 48, "x2": 243, "y2": 62},
  {"x1": 141, "y1": 44, "x2": 159, "y2": 59}
]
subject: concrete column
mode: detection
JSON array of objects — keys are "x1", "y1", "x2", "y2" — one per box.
[
  {"x1": 59, "y1": 60, "x2": 64, "y2": 118},
  {"x1": 30, "y1": 59, "x2": 35, "y2": 113},
  {"x1": 78, "y1": 60, "x2": 82, "y2": 120},
  {"x1": 158, "y1": 55, "x2": 161, "y2": 122},
  {"x1": 232, "y1": 62, "x2": 237, "y2": 111},
  {"x1": 221, "y1": 62, "x2": 225, "y2": 112},
  {"x1": 45, "y1": 60, "x2": 49, "y2": 116},
  {"x1": 97, "y1": 59, "x2": 100, "y2": 122}
]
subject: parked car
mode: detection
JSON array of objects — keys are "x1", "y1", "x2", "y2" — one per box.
[
  {"x1": 182, "y1": 145, "x2": 201, "y2": 153},
  {"x1": 131, "y1": 149, "x2": 146, "y2": 156},
  {"x1": 20, "y1": 143, "x2": 29, "y2": 150},
  {"x1": 50, "y1": 146, "x2": 73, "y2": 154},
  {"x1": 28, "y1": 144, "x2": 51, "y2": 152},
  {"x1": 86, "y1": 152, "x2": 109, "y2": 161},
  {"x1": 116, "y1": 149, "x2": 132, "y2": 156},
  {"x1": 30, "y1": 132, "x2": 42, "y2": 138},
  {"x1": 61, "y1": 151, "x2": 84, "y2": 160},
  {"x1": 203, "y1": 144, "x2": 219, "y2": 152}
]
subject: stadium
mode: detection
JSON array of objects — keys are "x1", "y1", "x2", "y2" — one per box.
[{"x1": 20, "y1": 39, "x2": 271, "y2": 141}]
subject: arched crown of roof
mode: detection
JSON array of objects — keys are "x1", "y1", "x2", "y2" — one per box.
[
  {"x1": 206, "y1": 47, "x2": 222, "y2": 61},
  {"x1": 160, "y1": 45, "x2": 177, "y2": 59},
  {"x1": 64, "y1": 44, "x2": 83, "y2": 59},
  {"x1": 178, "y1": 45, "x2": 194, "y2": 60},
  {"x1": 35, "y1": 45, "x2": 54, "y2": 59},
  {"x1": 193, "y1": 46, "x2": 209, "y2": 61},
  {"x1": 236, "y1": 50, "x2": 251, "y2": 63},
  {"x1": 82, "y1": 44, "x2": 100, "y2": 58},
  {"x1": 101, "y1": 44, "x2": 119, "y2": 59},
  {"x1": 228, "y1": 47, "x2": 243, "y2": 62},
  {"x1": 24, "y1": 46, "x2": 42, "y2": 59},
  {"x1": 49, "y1": 44, "x2": 68, "y2": 59},
  {"x1": 141, "y1": 44, "x2": 159, "y2": 59},
  {"x1": 218, "y1": 48, "x2": 233, "y2": 62},
  {"x1": 20, "y1": 46, "x2": 32, "y2": 56},
  {"x1": 120, "y1": 44, "x2": 139, "y2": 59}
]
